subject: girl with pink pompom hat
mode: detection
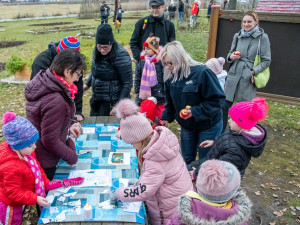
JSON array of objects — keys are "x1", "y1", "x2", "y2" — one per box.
[
  {"x1": 187, "y1": 97, "x2": 268, "y2": 179},
  {"x1": 110, "y1": 99, "x2": 193, "y2": 225}
]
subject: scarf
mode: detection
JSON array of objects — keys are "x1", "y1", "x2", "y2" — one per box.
[
  {"x1": 186, "y1": 191, "x2": 232, "y2": 209},
  {"x1": 139, "y1": 55, "x2": 158, "y2": 100},
  {"x1": 240, "y1": 25, "x2": 258, "y2": 38},
  {"x1": 53, "y1": 71, "x2": 78, "y2": 99},
  {"x1": 24, "y1": 155, "x2": 46, "y2": 198},
  {"x1": 241, "y1": 125, "x2": 265, "y2": 146}
]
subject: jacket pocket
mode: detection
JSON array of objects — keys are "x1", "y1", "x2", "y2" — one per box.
[{"x1": 182, "y1": 84, "x2": 199, "y2": 106}]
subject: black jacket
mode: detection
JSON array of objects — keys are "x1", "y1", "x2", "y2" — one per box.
[
  {"x1": 188, "y1": 125, "x2": 267, "y2": 177},
  {"x1": 178, "y1": 0, "x2": 184, "y2": 12},
  {"x1": 86, "y1": 42, "x2": 132, "y2": 104},
  {"x1": 100, "y1": 4, "x2": 110, "y2": 17},
  {"x1": 161, "y1": 65, "x2": 225, "y2": 131},
  {"x1": 130, "y1": 15, "x2": 175, "y2": 61},
  {"x1": 134, "y1": 59, "x2": 165, "y2": 105},
  {"x1": 30, "y1": 42, "x2": 83, "y2": 115}
]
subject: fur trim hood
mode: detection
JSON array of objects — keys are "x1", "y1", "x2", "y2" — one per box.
[{"x1": 177, "y1": 191, "x2": 252, "y2": 225}]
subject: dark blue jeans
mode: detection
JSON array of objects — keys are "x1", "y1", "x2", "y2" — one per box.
[
  {"x1": 180, "y1": 119, "x2": 223, "y2": 164},
  {"x1": 101, "y1": 15, "x2": 108, "y2": 24},
  {"x1": 179, "y1": 11, "x2": 183, "y2": 21}
]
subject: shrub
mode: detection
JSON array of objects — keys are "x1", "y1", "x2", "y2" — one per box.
[{"x1": 6, "y1": 56, "x2": 28, "y2": 74}]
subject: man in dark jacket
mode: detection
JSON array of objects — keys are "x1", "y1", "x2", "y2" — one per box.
[
  {"x1": 130, "y1": 0, "x2": 175, "y2": 61},
  {"x1": 100, "y1": 1, "x2": 110, "y2": 24},
  {"x1": 84, "y1": 24, "x2": 132, "y2": 116},
  {"x1": 31, "y1": 36, "x2": 84, "y2": 121},
  {"x1": 178, "y1": 0, "x2": 184, "y2": 21}
]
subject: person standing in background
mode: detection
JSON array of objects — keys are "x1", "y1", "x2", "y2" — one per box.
[
  {"x1": 178, "y1": 0, "x2": 184, "y2": 22},
  {"x1": 130, "y1": 0, "x2": 175, "y2": 61},
  {"x1": 168, "y1": 0, "x2": 177, "y2": 20},
  {"x1": 100, "y1": 1, "x2": 110, "y2": 24}
]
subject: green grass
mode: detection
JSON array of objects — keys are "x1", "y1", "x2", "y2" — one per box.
[{"x1": 0, "y1": 12, "x2": 300, "y2": 224}]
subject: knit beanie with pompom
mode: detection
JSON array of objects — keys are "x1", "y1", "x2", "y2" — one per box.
[
  {"x1": 116, "y1": 99, "x2": 153, "y2": 144},
  {"x1": 196, "y1": 159, "x2": 241, "y2": 203},
  {"x1": 229, "y1": 97, "x2": 268, "y2": 130},
  {"x1": 2, "y1": 112, "x2": 39, "y2": 150},
  {"x1": 205, "y1": 57, "x2": 225, "y2": 75}
]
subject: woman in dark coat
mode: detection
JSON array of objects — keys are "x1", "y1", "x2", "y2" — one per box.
[
  {"x1": 222, "y1": 11, "x2": 271, "y2": 131},
  {"x1": 84, "y1": 24, "x2": 132, "y2": 116},
  {"x1": 160, "y1": 41, "x2": 225, "y2": 164},
  {"x1": 25, "y1": 49, "x2": 86, "y2": 180}
]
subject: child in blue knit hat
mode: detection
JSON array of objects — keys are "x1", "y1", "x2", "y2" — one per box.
[{"x1": 0, "y1": 112, "x2": 66, "y2": 224}]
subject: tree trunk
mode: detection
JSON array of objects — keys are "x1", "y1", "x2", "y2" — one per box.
[
  {"x1": 113, "y1": 0, "x2": 119, "y2": 21},
  {"x1": 228, "y1": 0, "x2": 237, "y2": 10}
]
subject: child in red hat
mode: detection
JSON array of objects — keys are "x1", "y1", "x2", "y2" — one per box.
[{"x1": 188, "y1": 97, "x2": 268, "y2": 179}]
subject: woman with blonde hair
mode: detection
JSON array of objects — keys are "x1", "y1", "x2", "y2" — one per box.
[
  {"x1": 160, "y1": 41, "x2": 225, "y2": 164},
  {"x1": 222, "y1": 11, "x2": 271, "y2": 131},
  {"x1": 110, "y1": 98, "x2": 192, "y2": 225}
]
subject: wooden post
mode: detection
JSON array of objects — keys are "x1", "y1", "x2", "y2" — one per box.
[{"x1": 207, "y1": 5, "x2": 220, "y2": 60}]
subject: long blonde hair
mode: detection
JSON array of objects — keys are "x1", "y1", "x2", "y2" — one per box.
[
  {"x1": 161, "y1": 41, "x2": 203, "y2": 83},
  {"x1": 137, "y1": 134, "x2": 153, "y2": 171}
]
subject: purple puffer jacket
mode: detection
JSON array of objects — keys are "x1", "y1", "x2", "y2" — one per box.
[
  {"x1": 25, "y1": 69, "x2": 78, "y2": 169},
  {"x1": 115, "y1": 126, "x2": 193, "y2": 225},
  {"x1": 167, "y1": 191, "x2": 252, "y2": 225}
]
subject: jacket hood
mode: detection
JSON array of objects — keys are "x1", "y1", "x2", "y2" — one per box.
[
  {"x1": 238, "y1": 27, "x2": 264, "y2": 39},
  {"x1": 0, "y1": 142, "x2": 20, "y2": 166},
  {"x1": 25, "y1": 69, "x2": 72, "y2": 102},
  {"x1": 48, "y1": 41, "x2": 59, "y2": 54},
  {"x1": 233, "y1": 124, "x2": 267, "y2": 158},
  {"x1": 178, "y1": 191, "x2": 252, "y2": 225},
  {"x1": 140, "y1": 45, "x2": 164, "y2": 61},
  {"x1": 142, "y1": 126, "x2": 179, "y2": 162}
]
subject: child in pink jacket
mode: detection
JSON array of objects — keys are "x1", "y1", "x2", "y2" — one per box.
[{"x1": 111, "y1": 99, "x2": 193, "y2": 225}]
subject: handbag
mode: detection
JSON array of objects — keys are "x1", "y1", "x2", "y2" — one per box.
[{"x1": 253, "y1": 37, "x2": 270, "y2": 88}]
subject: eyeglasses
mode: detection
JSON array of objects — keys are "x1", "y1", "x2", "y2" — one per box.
[
  {"x1": 163, "y1": 61, "x2": 173, "y2": 67},
  {"x1": 74, "y1": 71, "x2": 82, "y2": 78},
  {"x1": 97, "y1": 44, "x2": 112, "y2": 50}
]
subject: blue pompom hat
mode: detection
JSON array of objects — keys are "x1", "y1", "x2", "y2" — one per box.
[{"x1": 2, "y1": 112, "x2": 39, "y2": 150}]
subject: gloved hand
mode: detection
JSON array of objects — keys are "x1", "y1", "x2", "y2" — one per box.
[
  {"x1": 109, "y1": 190, "x2": 118, "y2": 206},
  {"x1": 63, "y1": 177, "x2": 84, "y2": 187},
  {"x1": 46, "y1": 179, "x2": 63, "y2": 191},
  {"x1": 128, "y1": 179, "x2": 139, "y2": 187}
]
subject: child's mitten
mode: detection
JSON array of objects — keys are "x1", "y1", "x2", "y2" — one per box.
[
  {"x1": 63, "y1": 177, "x2": 84, "y2": 187},
  {"x1": 46, "y1": 179, "x2": 63, "y2": 191}
]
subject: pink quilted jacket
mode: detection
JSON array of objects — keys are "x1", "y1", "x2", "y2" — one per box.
[{"x1": 116, "y1": 126, "x2": 193, "y2": 225}]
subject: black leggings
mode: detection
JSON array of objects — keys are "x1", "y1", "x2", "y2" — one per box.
[{"x1": 222, "y1": 100, "x2": 233, "y2": 132}]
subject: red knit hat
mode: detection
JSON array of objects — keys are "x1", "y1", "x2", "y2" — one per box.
[
  {"x1": 139, "y1": 97, "x2": 157, "y2": 122},
  {"x1": 229, "y1": 97, "x2": 268, "y2": 130},
  {"x1": 57, "y1": 36, "x2": 80, "y2": 53}
]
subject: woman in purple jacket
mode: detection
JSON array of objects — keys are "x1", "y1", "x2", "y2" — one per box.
[{"x1": 25, "y1": 49, "x2": 86, "y2": 180}]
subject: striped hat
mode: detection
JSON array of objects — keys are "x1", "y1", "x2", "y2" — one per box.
[
  {"x1": 57, "y1": 36, "x2": 80, "y2": 53},
  {"x1": 116, "y1": 99, "x2": 153, "y2": 144},
  {"x1": 2, "y1": 112, "x2": 39, "y2": 150},
  {"x1": 196, "y1": 160, "x2": 241, "y2": 203}
]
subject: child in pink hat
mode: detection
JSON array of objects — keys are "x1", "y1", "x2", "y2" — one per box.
[
  {"x1": 205, "y1": 57, "x2": 227, "y2": 91},
  {"x1": 187, "y1": 97, "x2": 268, "y2": 178},
  {"x1": 111, "y1": 99, "x2": 193, "y2": 225},
  {"x1": 167, "y1": 160, "x2": 252, "y2": 225}
]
